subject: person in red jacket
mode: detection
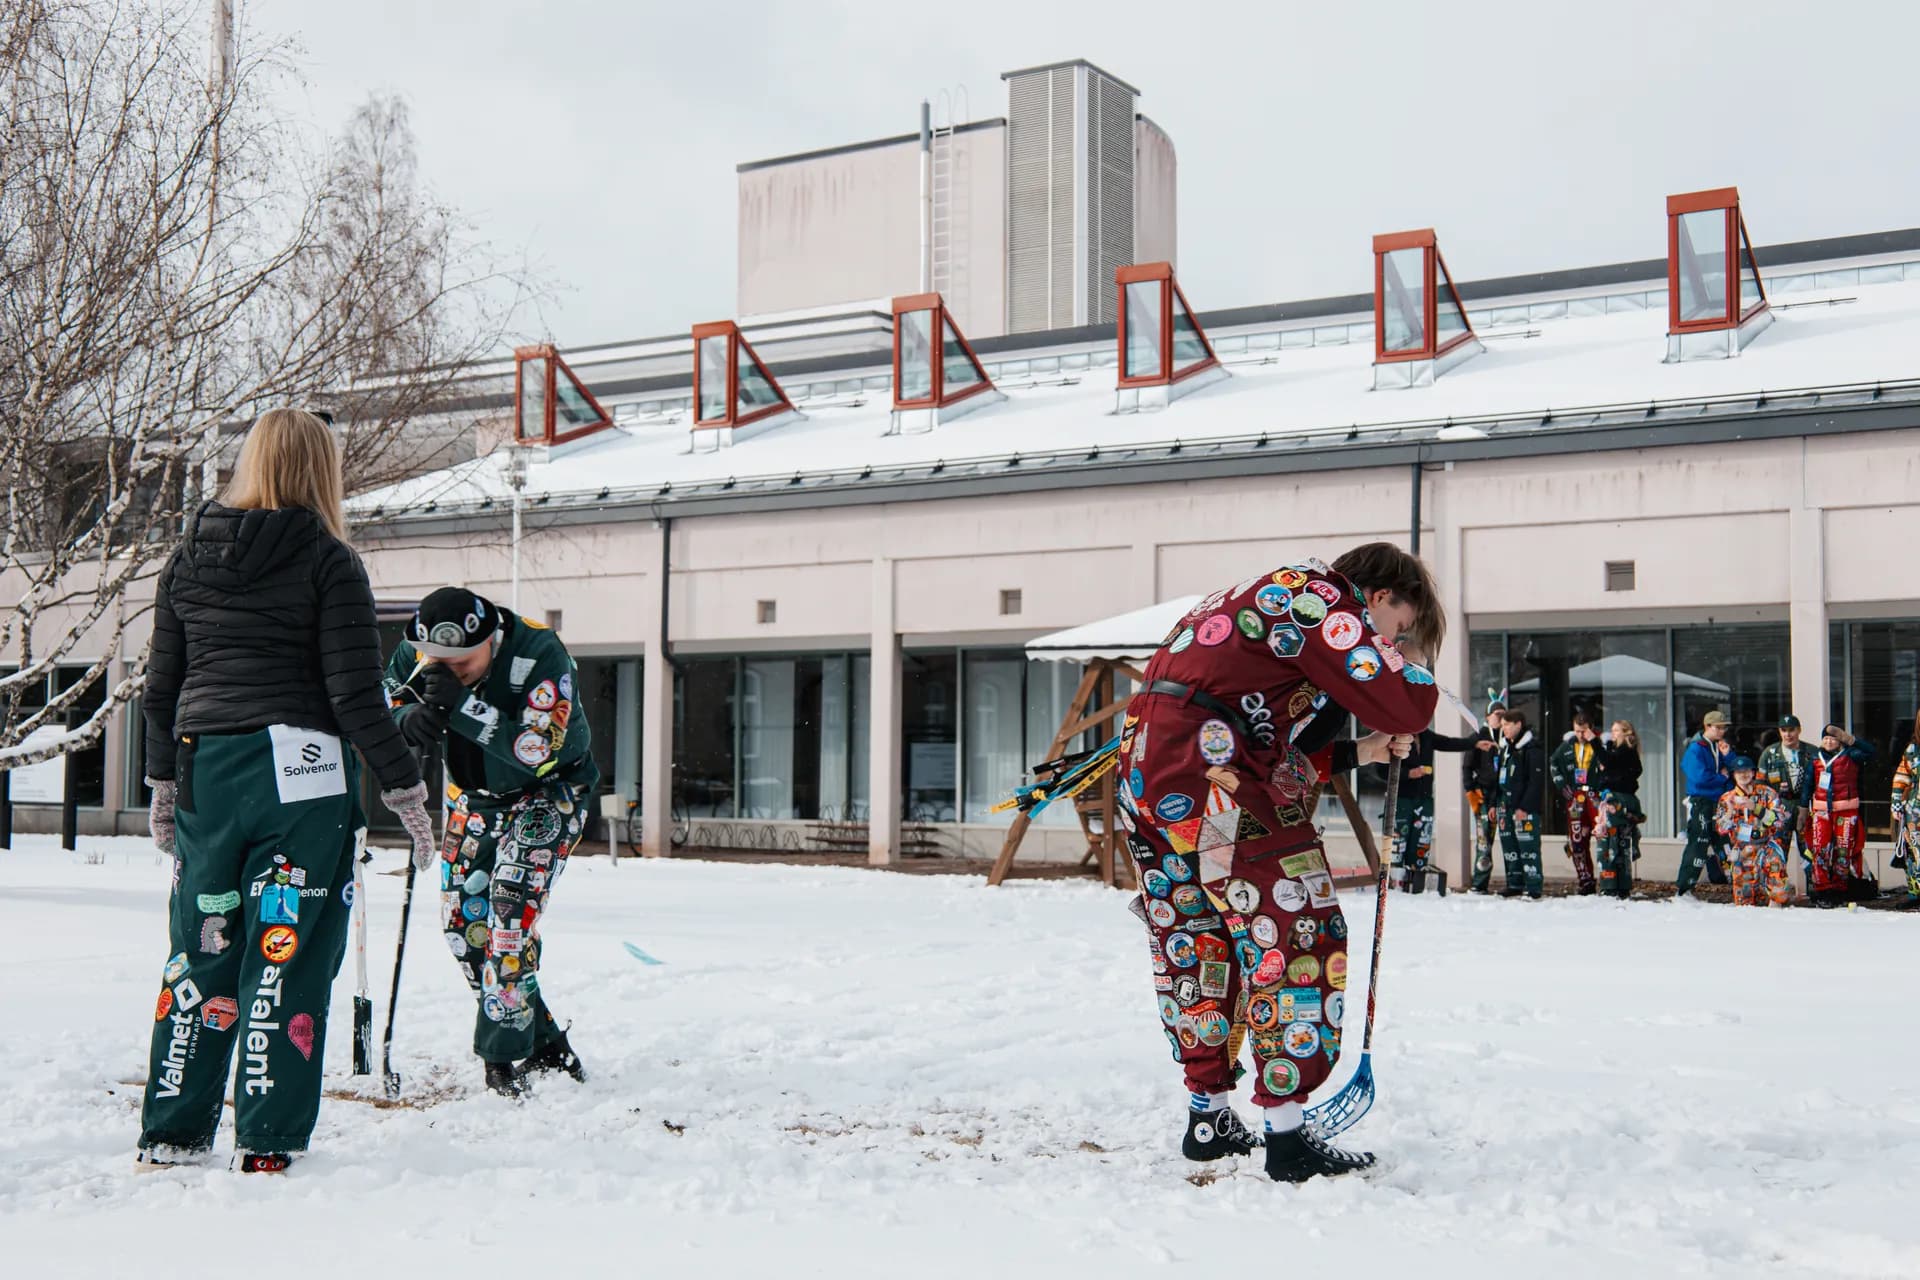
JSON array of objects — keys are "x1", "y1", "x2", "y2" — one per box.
[
  {"x1": 1121, "y1": 542, "x2": 1442, "y2": 1184},
  {"x1": 1808, "y1": 723, "x2": 1876, "y2": 906}
]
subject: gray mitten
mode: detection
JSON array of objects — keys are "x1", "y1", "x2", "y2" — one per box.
[
  {"x1": 147, "y1": 779, "x2": 177, "y2": 854},
  {"x1": 381, "y1": 782, "x2": 438, "y2": 871}
]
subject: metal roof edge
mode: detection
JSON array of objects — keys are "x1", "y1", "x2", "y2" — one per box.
[
  {"x1": 736, "y1": 117, "x2": 1007, "y2": 174},
  {"x1": 999, "y1": 59, "x2": 1141, "y2": 96},
  {"x1": 351, "y1": 397, "x2": 1920, "y2": 538}
]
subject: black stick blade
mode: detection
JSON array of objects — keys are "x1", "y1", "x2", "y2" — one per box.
[{"x1": 352, "y1": 996, "x2": 373, "y2": 1075}]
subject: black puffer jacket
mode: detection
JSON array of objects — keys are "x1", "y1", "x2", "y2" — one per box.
[{"x1": 143, "y1": 502, "x2": 420, "y2": 792}]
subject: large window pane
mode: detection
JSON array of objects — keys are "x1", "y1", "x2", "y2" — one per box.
[
  {"x1": 963, "y1": 653, "x2": 1024, "y2": 822},
  {"x1": 1123, "y1": 280, "x2": 1163, "y2": 379},
  {"x1": 738, "y1": 659, "x2": 796, "y2": 819},
  {"x1": 1170, "y1": 291, "x2": 1208, "y2": 372},
  {"x1": 1469, "y1": 632, "x2": 1506, "y2": 714},
  {"x1": 1670, "y1": 623, "x2": 1789, "y2": 833},
  {"x1": 819, "y1": 656, "x2": 852, "y2": 819},
  {"x1": 517, "y1": 356, "x2": 548, "y2": 440},
  {"x1": 851, "y1": 653, "x2": 871, "y2": 819},
  {"x1": 1842, "y1": 621, "x2": 1920, "y2": 836},
  {"x1": 1676, "y1": 209, "x2": 1729, "y2": 323},
  {"x1": 697, "y1": 336, "x2": 729, "y2": 422},
  {"x1": 674, "y1": 658, "x2": 737, "y2": 817},
  {"x1": 1380, "y1": 247, "x2": 1426, "y2": 352},
  {"x1": 554, "y1": 368, "x2": 601, "y2": 430},
  {"x1": 903, "y1": 650, "x2": 958, "y2": 821},
  {"x1": 736, "y1": 352, "x2": 783, "y2": 411},
  {"x1": 1507, "y1": 630, "x2": 1674, "y2": 836},
  {"x1": 940, "y1": 316, "x2": 981, "y2": 394},
  {"x1": 899, "y1": 308, "x2": 935, "y2": 402}
]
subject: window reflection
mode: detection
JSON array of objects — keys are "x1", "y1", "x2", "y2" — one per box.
[
  {"x1": 940, "y1": 315, "x2": 981, "y2": 393},
  {"x1": 899, "y1": 308, "x2": 935, "y2": 402},
  {"x1": 1124, "y1": 280, "x2": 1163, "y2": 379},
  {"x1": 696, "y1": 336, "x2": 729, "y2": 422},
  {"x1": 518, "y1": 356, "x2": 548, "y2": 439},
  {"x1": 1677, "y1": 209, "x2": 1729, "y2": 323},
  {"x1": 1381, "y1": 248, "x2": 1426, "y2": 352}
]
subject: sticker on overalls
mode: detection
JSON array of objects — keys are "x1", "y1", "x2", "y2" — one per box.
[
  {"x1": 1198, "y1": 720, "x2": 1236, "y2": 765},
  {"x1": 267, "y1": 725, "x2": 346, "y2": 804}
]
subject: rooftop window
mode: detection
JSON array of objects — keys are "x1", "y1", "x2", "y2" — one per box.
[
  {"x1": 691, "y1": 321, "x2": 798, "y2": 444},
  {"x1": 1114, "y1": 262, "x2": 1226, "y2": 412},
  {"x1": 893, "y1": 293, "x2": 995, "y2": 409},
  {"x1": 1665, "y1": 187, "x2": 1771, "y2": 361},
  {"x1": 1372, "y1": 229, "x2": 1481, "y2": 388},
  {"x1": 513, "y1": 344, "x2": 612, "y2": 446}
]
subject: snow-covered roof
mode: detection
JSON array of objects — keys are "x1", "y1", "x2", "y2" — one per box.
[
  {"x1": 1023, "y1": 597, "x2": 1204, "y2": 665},
  {"x1": 352, "y1": 273, "x2": 1920, "y2": 524}
]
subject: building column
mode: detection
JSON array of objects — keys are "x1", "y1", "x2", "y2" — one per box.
[
  {"x1": 868, "y1": 558, "x2": 903, "y2": 866},
  {"x1": 1788, "y1": 503, "x2": 1829, "y2": 727},
  {"x1": 1428, "y1": 467, "x2": 1471, "y2": 886},
  {"x1": 638, "y1": 530, "x2": 675, "y2": 857}
]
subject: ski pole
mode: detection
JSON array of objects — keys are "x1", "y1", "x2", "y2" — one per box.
[
  {"x1": 383, "y1": 742, "x2": 435, "y2": 1100},
  {"x1": 350, "y1": 826, "x2": 372, "y2": 1076}
]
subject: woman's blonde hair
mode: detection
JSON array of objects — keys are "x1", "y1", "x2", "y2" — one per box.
[
  {"x1": 1611, "y1": 719, "x2": 1640, "y2": 751},
  {"x1": 224, "y1": 408, "x2": 348, "y2": 541}
]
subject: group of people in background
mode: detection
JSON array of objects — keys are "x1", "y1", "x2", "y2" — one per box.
[{"x1": 1392, "y1": 699, "x2": 1920, "y2": 909}]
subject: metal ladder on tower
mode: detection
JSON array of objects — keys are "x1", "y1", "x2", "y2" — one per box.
[{"x1": 931, "y1": 87, "x2": 969, "y2": 321}]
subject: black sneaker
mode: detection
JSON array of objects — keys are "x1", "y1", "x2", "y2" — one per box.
[
  {"x1": 1264, "y1": 1126, "x2": 1376, "y2": 1183},
  {"x1": 517, "y1": 1029, "x2": 586, "y2": 1084},
  {"x1": 1182, "y1": 1107, "x2": 1261, "y2": 1162},
  {"x1": 235, "y1": 1151, "x2": 293, "y2": 1174},
  {"x1": 484, "y1": 1060, "x2": 526, "y2": 1098}
]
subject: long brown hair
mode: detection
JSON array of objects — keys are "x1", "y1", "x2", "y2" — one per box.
[
  {"x1": 224, "y1": 408, "x2": 348, "y2": 541},
  {"x1": 1331, "y1": 541, "x2": 1446, "y2": 661}
]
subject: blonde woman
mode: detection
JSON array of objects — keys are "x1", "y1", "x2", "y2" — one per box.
[
  {"x1": 1596, "y1": 719, "x2": 1644, "y2": 899},
  {"x1": 137, "y1": 409, "x2": 436, "y2": 1173}
]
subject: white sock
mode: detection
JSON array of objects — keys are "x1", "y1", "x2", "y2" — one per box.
[
  {"x1": 1189, "y1": 1089, "x2": 1231, "y2": 1113},
  {"x1": 1263, "y1": 1102, "x2": 1305, "y2": 1134}
]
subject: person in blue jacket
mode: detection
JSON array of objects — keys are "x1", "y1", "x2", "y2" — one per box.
[{"x1": 1677, "y1": 710, "x2": 1734, "y2": 895}]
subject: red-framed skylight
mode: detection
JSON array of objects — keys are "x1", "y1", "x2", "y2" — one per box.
[
  {"x1": 1667, "y1": 187, "x2": 1767, "y2": 335},
  {"x1": 513, "y1": 343, "x2": 613, "y2": 446},
  {"x1": 691, "y1": 320, "x2": 794, "y2": 430},
  {"x1": 1372, "y1": 229, "x2": 1476, "y2": 364},
  {"x1": 1115, "y1": 262, "x2": 1218, "y2": 389},
  {"x1": 892, "y1": 293, "x2": 994, "y2": 410}
]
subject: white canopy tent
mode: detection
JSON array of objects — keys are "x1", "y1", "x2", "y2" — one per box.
[
  {"x1": 1022, "y1": 596, "x2": 1202, "y2": 665},
  {"x1": 1512, "y1": 653, "x2": 1729, "y2": 696}
]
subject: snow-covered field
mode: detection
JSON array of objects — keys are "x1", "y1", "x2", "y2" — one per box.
[{"x1": 2, "y1": 835, "x2": 1915, "y2": 1278}]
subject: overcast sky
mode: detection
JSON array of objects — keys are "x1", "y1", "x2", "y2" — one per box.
[{"x1": 251, "y1": 0, "x2": 1920, "y2": 349}]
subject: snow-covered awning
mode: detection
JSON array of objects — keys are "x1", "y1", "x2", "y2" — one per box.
[
  {"x1": 1023, "y1": 596, "x2": 1201, "y2": 665},
  {"x1": 1511, "y1": 652, "x2": 1729, "y2": 695}
]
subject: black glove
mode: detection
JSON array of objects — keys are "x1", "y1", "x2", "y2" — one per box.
[
  {"x1": 420, "y1": 663, "x2": 468, "y2": 712},
  {"x1": 397, "y1": 702, "x2": 448, "y2": 751}
]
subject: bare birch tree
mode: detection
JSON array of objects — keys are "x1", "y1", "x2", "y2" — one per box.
[{"x1": 0, "y1": 0, "x2": 534, "y2": 768}]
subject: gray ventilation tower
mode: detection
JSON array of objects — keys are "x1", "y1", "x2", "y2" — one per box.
[{"x1": 1002, "y1": 60, "x2": 1140, "y2": 334}]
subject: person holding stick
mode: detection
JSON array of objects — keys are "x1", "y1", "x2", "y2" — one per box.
[
  {"x1": 1118, "y1": 543, "x2": 1442, "y2": 1183},
  {"x1": 386, "y1": 589, "x2": 598, "y2": 1096},
  {"x1": 136, "y1": 409, "x2": 436, "y2": 1173}
]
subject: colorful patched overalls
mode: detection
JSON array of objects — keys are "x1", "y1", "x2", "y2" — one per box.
[
  {"x1": 1715, "y1": 782, "x2": 1789, "y2": 907},
  {"x1": 386, "y1": 614, "x2": 599, "y2": 1064},
  {"x1": 1121, "y1": 561, "x2": 1437, "y2": 1113},
  {"x1": 1549, "y1": 736, "x2": 1602, "y2": 893},
  {"x1": 1890, "y1": 742, "x2": 1920, "y2": 903}
]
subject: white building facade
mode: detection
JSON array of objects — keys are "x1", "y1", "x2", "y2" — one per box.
[{"x1": 25, "y1": 217, "x2": 1920, "y2": 896}]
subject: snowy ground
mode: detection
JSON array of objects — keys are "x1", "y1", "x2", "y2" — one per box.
[{"x1": 2, "y1": 835, "x2": 1915, "y2": 1278}]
